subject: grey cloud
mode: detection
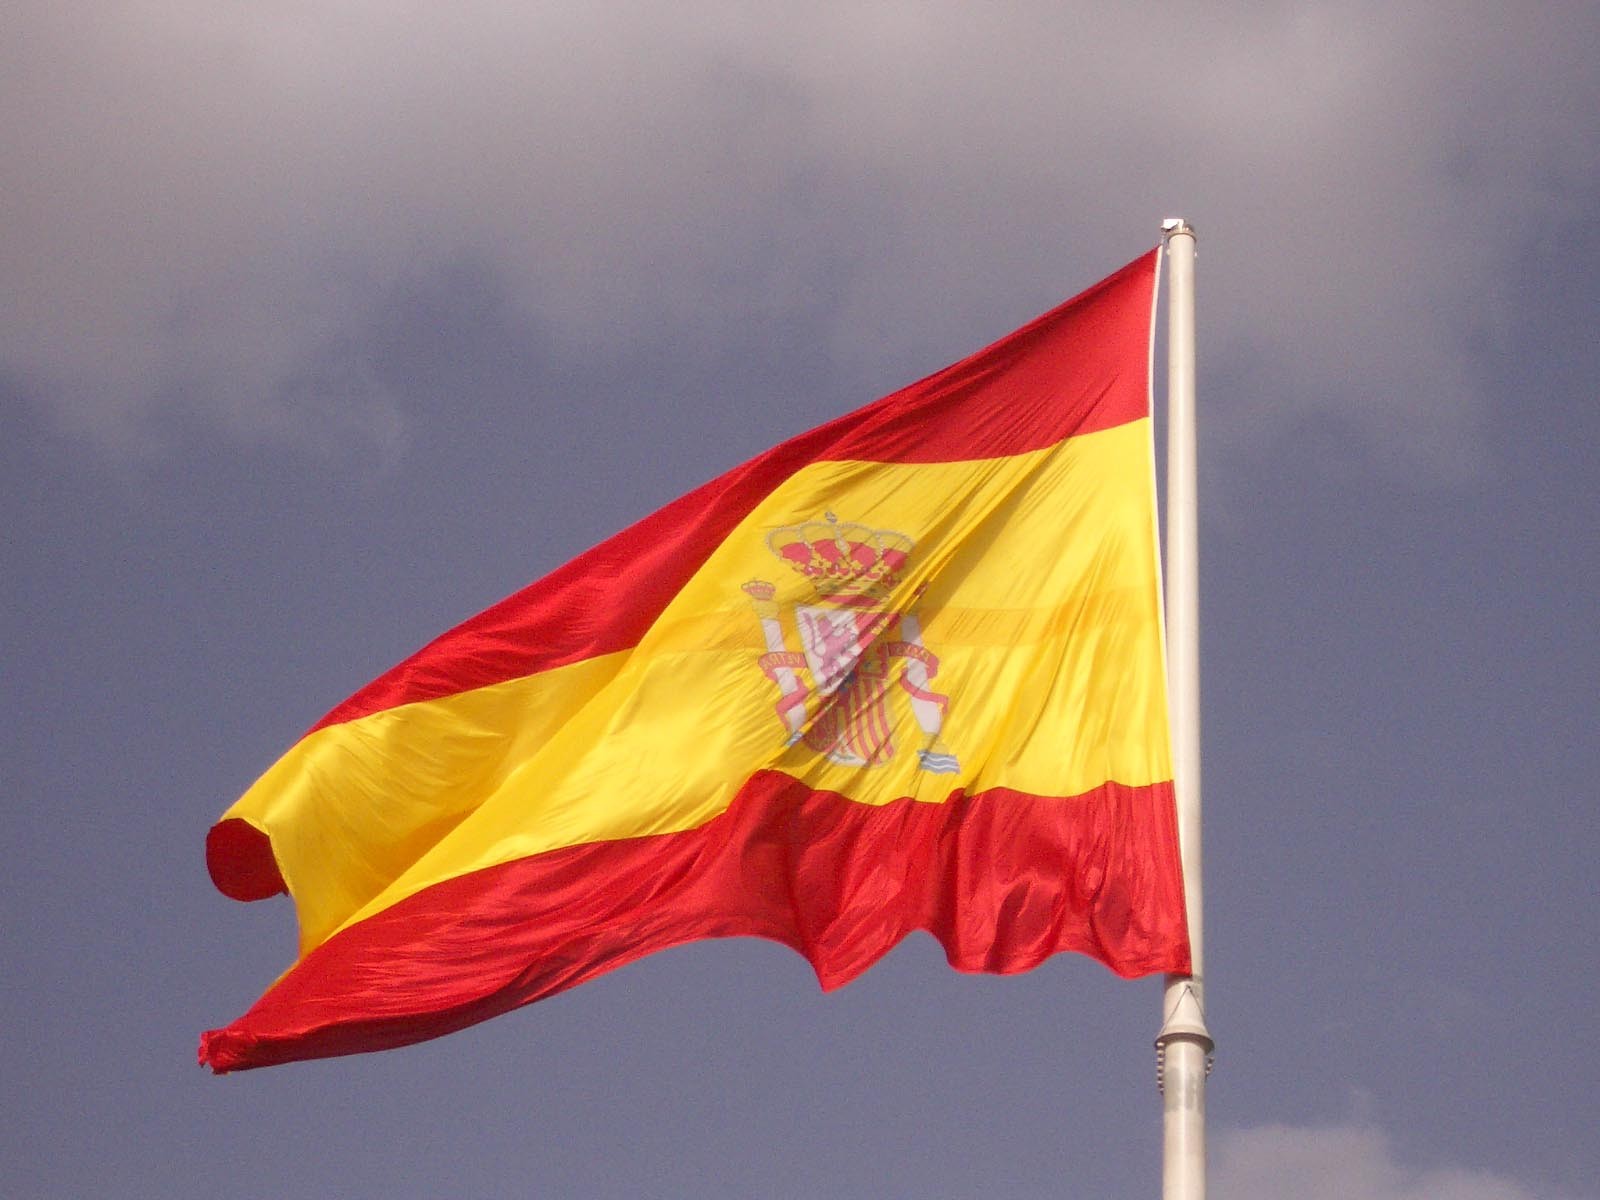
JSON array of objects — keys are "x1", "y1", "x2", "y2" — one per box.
[
  {"x1": 4, "y1": 2, "x2": 1595, "y2": 472},
  {"x1": 1216, "y1": 1123, "x2": 1576, "y2": 1200}
]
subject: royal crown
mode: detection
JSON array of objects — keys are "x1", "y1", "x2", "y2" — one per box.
[{"x1": 764, "y1": 512, "x2": 913, "y2": 604}]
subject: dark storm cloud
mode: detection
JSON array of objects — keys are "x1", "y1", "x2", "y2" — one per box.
[{"x1": 5, "y1": 3, "x2": 1596, "y2": 469}]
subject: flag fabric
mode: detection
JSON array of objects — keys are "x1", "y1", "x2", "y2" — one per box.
[{"x1": 200, "y1": 249, "x2": 1189, "y2": 1073}]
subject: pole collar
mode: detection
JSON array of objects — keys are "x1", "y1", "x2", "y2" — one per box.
[{"x1": 1155, "y1": 978, "x2": 1214, "y2": 1051}]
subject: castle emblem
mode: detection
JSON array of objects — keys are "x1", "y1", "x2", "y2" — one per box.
[{"x1": 742, "y1": 513, "x2": 959, "y2": 773}]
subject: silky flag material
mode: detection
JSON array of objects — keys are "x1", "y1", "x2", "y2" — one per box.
[{"x1": 200, "y1": 249, "x2": 1190, "y2": 1073}]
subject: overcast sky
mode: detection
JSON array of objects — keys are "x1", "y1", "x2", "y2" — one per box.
[{"x1": 5, "y1": 4, "x2": 1597, "y2": 1198}]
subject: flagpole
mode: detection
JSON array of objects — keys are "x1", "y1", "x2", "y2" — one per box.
[{"x1": 1156, "y1": 218, "x2": 1212, "y2": 1200}]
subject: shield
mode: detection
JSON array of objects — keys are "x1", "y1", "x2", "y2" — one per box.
[{"x1": 793, "y1": 605, "x2": 898, "y2": 695}]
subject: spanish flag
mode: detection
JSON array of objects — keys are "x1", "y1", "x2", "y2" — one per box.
[{"x1": 200, "y1": 249, "x2": 1189, "y2": 1073}]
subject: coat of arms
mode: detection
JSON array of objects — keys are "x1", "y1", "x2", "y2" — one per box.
[{"x1": 742, "y1": 513, "x2": 959, "y2": 774}]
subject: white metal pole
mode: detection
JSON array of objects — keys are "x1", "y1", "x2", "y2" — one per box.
[{"x1": 1156, "y1": 218, "x2": 1212, "y2": 1200}]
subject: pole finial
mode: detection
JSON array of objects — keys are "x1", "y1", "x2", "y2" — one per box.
[{"x1": 1161, "y1": 218, "x2": 1196, "y2": 238}]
